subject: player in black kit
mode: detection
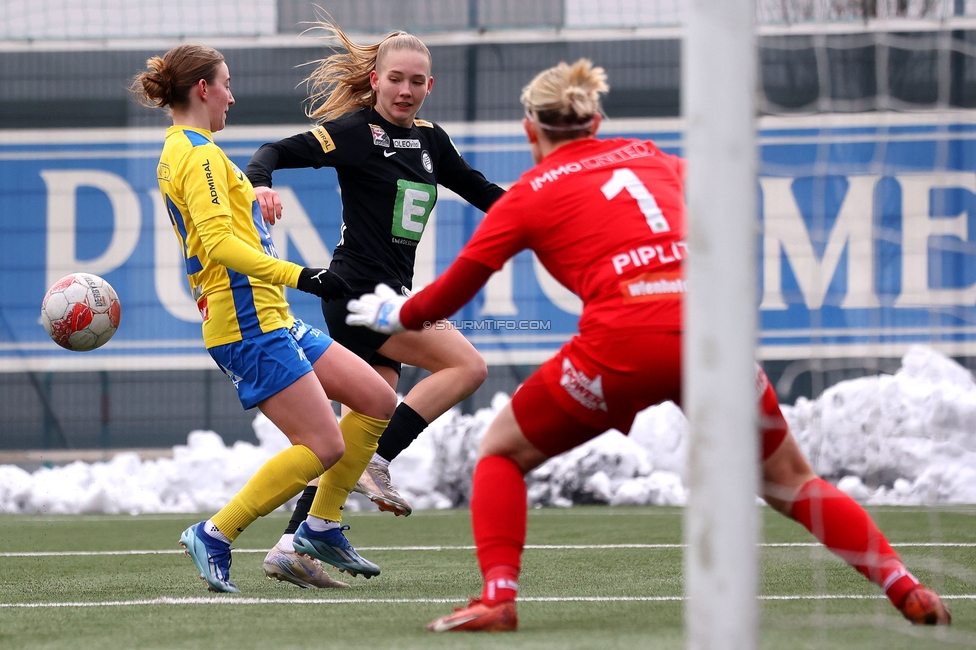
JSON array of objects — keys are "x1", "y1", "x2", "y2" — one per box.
[{"x1": 246, "y1": 18, "x2": 504, "y2": 588}]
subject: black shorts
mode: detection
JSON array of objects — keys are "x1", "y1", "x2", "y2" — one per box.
[{"x1": 321, "y1": 297, "x2": 401, "y2": 375}]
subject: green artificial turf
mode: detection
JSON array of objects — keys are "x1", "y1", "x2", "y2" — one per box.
[{"x1": 0, "y1": 506, "x2": 972, "y2": 649}]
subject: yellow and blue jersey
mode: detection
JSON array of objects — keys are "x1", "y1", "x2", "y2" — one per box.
[{"x1": 157, "y1": 125, "x2": 302, "y2": 348}]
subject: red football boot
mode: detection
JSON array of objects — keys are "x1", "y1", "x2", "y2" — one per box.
[
  {"x1": 426, "y1": 599, "x2": 518, "y2": 632},
  {"x1": 899, "y1": 586, "x2": 951, "y2": 625}
]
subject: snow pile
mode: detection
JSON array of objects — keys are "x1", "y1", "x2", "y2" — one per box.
[
  {"x1": 1, "y1": 345, "x2": 975, "y2": 514},
  {"x1": 786, "y1": 345, "x2": 976, "y2": 505}
]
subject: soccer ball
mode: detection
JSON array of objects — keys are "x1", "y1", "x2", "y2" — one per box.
[{"x1": 41, "y1": 273, "x2": 121, "y2": 351}]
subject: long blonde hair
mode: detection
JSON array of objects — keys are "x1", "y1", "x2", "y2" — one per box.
[
  {"x1": 521, "y1": 59, "x2": 608, "y2": 141},
  {"x1": 130, "y1": 44, "x2": 225, "y2": 110},
  {"x1": 303, "y1": 18, "x2": 431, "y2": 122}
]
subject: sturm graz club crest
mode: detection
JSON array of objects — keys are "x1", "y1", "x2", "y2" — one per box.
[{"x1": 422, "y1": 151, "x2": 433, "y2": 172}]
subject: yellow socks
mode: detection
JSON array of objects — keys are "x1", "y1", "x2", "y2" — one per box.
[
  {"x1": 309, "y1": 411, "x2": 390, "y2": 522},
  {"x1": 211, "y1": 444, "x2": 324, "y2": 542},
  {"x1": 210, "y1": 412, "x2": 390, "y2": 540}
]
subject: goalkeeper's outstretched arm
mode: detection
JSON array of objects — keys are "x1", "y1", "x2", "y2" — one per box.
[{"x1": 346, "y1": 258, "x2": 493, "y2": 334}]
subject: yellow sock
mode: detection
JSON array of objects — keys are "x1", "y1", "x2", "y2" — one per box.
[
  {"x1": 308, "y1": 411, "x2": 389, "y2": 523},
  {"x1": 212, "y1": 444, "x2": 324, "y2": 542}
]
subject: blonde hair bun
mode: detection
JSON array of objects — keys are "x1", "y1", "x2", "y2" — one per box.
[{"x1": 521, "y1": 58, "x2": 609, "y2": 130}]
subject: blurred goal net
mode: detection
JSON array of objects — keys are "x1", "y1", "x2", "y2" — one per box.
[{"x1": 735, "y1": 1, "x2": 973, "y2": 645}]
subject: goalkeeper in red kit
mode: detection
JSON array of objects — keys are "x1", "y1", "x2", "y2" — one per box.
[{"x1": 346, "y1": 59, "x2": 952, "y2": 632}]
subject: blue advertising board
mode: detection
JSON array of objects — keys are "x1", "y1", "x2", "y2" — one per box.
[{"x1": 1, "y1": 115, "x2": 975, "y2": 372}]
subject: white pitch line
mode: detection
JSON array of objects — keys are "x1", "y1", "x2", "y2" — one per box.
[
  {"x1": 3, "y1": 541, "x2": 975, "y2": 558},
  {"x1": 2, "y1": 594, "x2": 975, "y2": 609}
]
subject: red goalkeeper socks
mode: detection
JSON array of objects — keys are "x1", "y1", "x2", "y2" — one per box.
[
  {"x1": 471, "y1": 455, "x2": 526, "y2": 604},
  {"x1": 483, "y1": 565, "x2": 520, "y2": 605},
  {"x1": 790, "y1": 477, "x2": 917, "y2": 606}
]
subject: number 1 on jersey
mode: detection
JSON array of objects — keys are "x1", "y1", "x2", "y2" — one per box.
[{"x1": 601, "y1": 168, "x2": 670, "y2": 233}]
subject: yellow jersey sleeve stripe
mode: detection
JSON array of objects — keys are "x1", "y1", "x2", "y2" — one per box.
[
  {"x1": 197, "y1": 214, "x2": 303, "y2": 287},
  {"x1": 311, "y1": 126, "x2": 337, "y2": 153}
]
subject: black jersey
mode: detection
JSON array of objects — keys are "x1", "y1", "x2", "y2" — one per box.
[{"x1": 246, "y1": 108, "x2": 505, "y2": 293}]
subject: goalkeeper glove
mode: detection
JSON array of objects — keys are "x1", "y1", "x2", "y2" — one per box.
[
  {"x1": 346, "y1": 283, "x2": 407, "y2": 335},
  {"x1": 296, "y1": 268, "x2": 351, "y2": 301}
]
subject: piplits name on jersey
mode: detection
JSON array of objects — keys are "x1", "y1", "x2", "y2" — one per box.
[
  {"x1": 611, "y1": 241, "x2": 687, "y2": 275},
  {"x1": 614, "y1": 242, "x2": 688, "y2": 303}
]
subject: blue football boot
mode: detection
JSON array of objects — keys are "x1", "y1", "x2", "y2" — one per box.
[
  {"x1": 292, "y1": 521, "x2": 380, "y2": 579},
  {"x1": 179, "y1": 521, "x2": 240, "y2": 593}
]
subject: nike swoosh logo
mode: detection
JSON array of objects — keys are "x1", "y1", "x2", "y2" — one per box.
[
  {"x1": 383, "y1": 150, "x2": 396, "y2": 157},
  {"x1": 431, "y1": 614, "x2": 479, "y2": 631}
]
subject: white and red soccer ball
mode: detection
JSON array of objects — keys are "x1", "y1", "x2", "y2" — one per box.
[{"x1": 40, "y1": 273, "x2": 121, "y2": 351}]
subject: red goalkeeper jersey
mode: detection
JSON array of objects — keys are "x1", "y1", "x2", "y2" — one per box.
[{"x1": 455, "y1": 136, "x2": 686, "y2": 336}]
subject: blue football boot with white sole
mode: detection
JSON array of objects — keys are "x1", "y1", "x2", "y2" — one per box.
[
  {"x1": 179, "y1": 521, "x2": 240, "y2": 593},
  {"x1": 292, "y1": 521, "x2": 380, "y2": 579}
]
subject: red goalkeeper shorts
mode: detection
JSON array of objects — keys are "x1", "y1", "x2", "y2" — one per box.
[{"x1": 511, "y1": 330, "x2": 788, "y2": 460}]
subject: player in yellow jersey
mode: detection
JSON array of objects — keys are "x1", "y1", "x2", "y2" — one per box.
[{"x1": 131, "y1": 45, "x2": 397, "y2": 593}]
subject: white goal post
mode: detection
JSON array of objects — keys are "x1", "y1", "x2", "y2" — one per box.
[{"x1": 683, "y1": 0, "x2": 760, "y2": 649}]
